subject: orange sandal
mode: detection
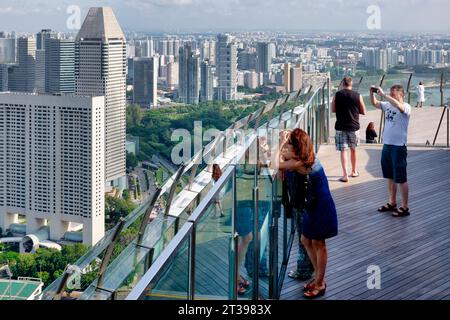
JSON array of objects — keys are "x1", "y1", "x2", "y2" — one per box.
[
  {"x1": 304, "y1": 284, "x2": 326, "y2": 299},
  {"x1": 303, "y1": 279, "x2": 316, "y2": 292}
]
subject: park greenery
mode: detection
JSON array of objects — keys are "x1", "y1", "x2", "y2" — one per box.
[
  {"x1": 105, "y1": 196, "x2": 137, "y2": 229},
  {"x1": 0, "y1": 244, "x2": 91, "y2": 287},
  {"x1": 126, "y1": 98, "x2": 272, "y2": 162}
]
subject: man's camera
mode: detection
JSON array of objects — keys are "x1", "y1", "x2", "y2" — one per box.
[{"x1": 370, "y1": 87, "x2": 379, "y2": 94}]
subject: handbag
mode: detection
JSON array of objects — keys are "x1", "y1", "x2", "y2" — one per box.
[{"x1": 291, "y1": 173, "x2": 317, "y2": 211}]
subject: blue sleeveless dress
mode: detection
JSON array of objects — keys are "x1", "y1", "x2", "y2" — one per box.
[{"x1": 287, "y1": 159, "x2": 338, "y2": 241}]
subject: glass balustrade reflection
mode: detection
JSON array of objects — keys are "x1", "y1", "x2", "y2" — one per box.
[{"x1": 192, "y1": 176, "x2": 233, "y2": 300}]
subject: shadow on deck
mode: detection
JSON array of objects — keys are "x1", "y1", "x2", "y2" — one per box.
[{"x1": 281, "y1": 145, "x2": 450, "y2": 300}]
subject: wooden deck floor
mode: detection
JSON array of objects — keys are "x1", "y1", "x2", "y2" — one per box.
[{"x1": 281, "y1": 144, "x2": 450, "y2": 300}]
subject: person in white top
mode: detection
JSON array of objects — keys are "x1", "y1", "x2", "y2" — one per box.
[
  {"x1": 370, "y1": 84, "x2": 412, "y2": 218},
  {"x1": 416, "y1": 82, "x2": 425, "y2": 108}
]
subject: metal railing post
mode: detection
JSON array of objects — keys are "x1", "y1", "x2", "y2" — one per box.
[
  {"x1": 252, "y1": 139, "x2": 260, "y2": 300},
  {"x1": 188, "y1": 224, "x2": 196, "y2": 300},
  {"x1": 96, "y1": 218, "x2": 126, "y2": 291},
  {"x1": 230, "y1": 166, "x2": 238, "y2": 300}
]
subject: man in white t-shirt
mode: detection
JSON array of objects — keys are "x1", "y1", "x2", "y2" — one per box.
[{"x1": 370, "y1": 85, "x2": 412, "y2": 218}]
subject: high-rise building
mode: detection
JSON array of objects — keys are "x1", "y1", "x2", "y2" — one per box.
[
  {"x1": 173, "y1": 39, "x2": 181, "y2": 58},
  {"x1": 290, "y1": 64, "x2": 303, "y2": 93},
  {"x1": 159, "y1": 40, "x2": 168, "y2": 56},
  {"x1": 0, "y1": 64, "x2": 8, "y2": 91},
  {"x1": 284, "y1": 63, "x2": 291, "y2": 93},
  {"x1": 200, "y1": 60, "x2": 213, "y2": 102},
  {"x1": 201, "y1": 40, "x2": 217, "y2": 66},
  {"x1": 36, "y1": 29, "x2": 56, "y2": 50},
  {"x1": 143, "y1": 38, "x2": 154, "y2": 57},
  {"x1": 0, "y1": 38, "x2": 16, "y2": 64},
  {"x1": 35, "y1": 50, "x2": 46, "y2": 93},
  {"x1": 363, "y1": 48, "x2": 376, "y2": 69},
  {"x1": 257, "y1": 42, "x2": 271, "y2": 75},
  {"x1": 45, "y1": 38, "x2": 75, "y2": 94},
  {"x1": 244, "y1": 70, "x2": 259, "y2": 89},
  {"x1": 133, "y1": 57, "x2": 158, "y2": 107},
  {"x1": 6, "y1": 64, "x2": 20, "y2": 92},
  {"x1": 178, "y1": 45, "x2": 200, "y2": 104},
  {"x1": 167, "y1": 61, "x2": 179, "y2": 89},
  {"x1": 75, "y1": 7, "x2": 127, "y2": 188},
  {"x1": 0, "y1": 93, "x2": 105, "y2": 245},
  {"x1": 216, "y1": 34, "x2": 237, "y2": 101},
  {"x1": 15, "y1": 37, "x2": 36, "y2": 92},
  {"x1": 375, "y1": 49, "x2": 388, "y2": 72},
  {"x1": 237, "y1": 49, "x2": 257, "y2": 71}
]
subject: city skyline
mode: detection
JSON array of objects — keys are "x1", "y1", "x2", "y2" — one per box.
[{"x1": 1, "y1": 0, "x2": 450, "y2": 33}]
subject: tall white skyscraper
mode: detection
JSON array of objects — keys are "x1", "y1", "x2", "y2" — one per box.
[
  {"x1": 217, "y1": 34, "x2": 237, "y2": 101},
  {"x1": 0, "y1": 93, "x2": 105, "y2": 245},
  {"x1": 75, "y1": 7, "x2": 127, "y2": 188}
]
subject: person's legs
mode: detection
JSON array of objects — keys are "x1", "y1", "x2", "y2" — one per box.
[
  {"x1": 350, "y1": 148, "x2": 358, "y2": 176},
  {"x1": 312, "y1": 240, "x2": 328, "y2": 289},
  {"x1": 340, "y1": 150, "x2": 348, "y2": 181},
  {"x1": 399, "y1": 182, "x2": 409, "y2": 209},
  {"x1": 301, "y1": 235, "x2": 317, "y2": 272},
  {"x1": 294, "y1": 210, "x2": 314, "y2": 278},
  {"x1": 388, "y1": 179, "x2": 397, "y2": 206},
  {"x1": 336, "y1": 131, "x2": 348, "y2": 182},
  {"x1": 237, "y1": 233, "x2": 253, "y2": 289}
]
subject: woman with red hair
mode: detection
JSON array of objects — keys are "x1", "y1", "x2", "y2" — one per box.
[{"x1": 273, "y1": 128, "x2": 338, "y2": 299}]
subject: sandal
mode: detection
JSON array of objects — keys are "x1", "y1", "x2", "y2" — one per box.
[
  {"x1": 237, "y1": 283, "x2": 247, "y2": 295},
  {"x1": 351, "y1": 172, "x2": 360, "y2": 178},
  {"x1": 303, "y1": 279, "x2": 316, "y2": 292},
  {"x1": 392, "y1": 207, "x2": 410, "y2": 217},
  {"x1": 239, "y1": 276, "x2": 250, "y2": 289},
  {"x1": 304, "y1": 284, "x2": 327, "y2": 299},
  {"x1": 378, "y1": 203, "x2": 397, "y2": 212},
  {"x1": 339, "y1": 177, "x2": 349, "y2": 183}
]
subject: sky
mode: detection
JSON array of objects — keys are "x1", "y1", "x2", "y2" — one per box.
[{"x1": 1, "y1": 0, "x2": 450, "y2": 33}]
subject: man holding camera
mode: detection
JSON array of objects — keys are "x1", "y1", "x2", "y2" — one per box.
[
  {"x1": 332, "y1": 77, "x2": 367, "y2": 183},
  {"x1": 370, "y1": 85, "x2": 412, "y2": 217}
]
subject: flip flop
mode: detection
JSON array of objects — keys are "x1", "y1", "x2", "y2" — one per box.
[
  {"x1": 351, "y1": 172, "x2": 360, "y2": 178},
  {"x1": 339, "y1": 177, "x2": 349, "y2": 183}
]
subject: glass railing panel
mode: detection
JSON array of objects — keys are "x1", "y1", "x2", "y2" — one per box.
[
  {"x1": 235, "y1": 160, "x2": 256, "y2": 300},
  {"x1": 138, "y1": 233, "x2": 191, "y2": 300},
  {"x1": 76, "y1": 213, "x2": 179, "y2": 300},
  {"x1": 193, "y1": 175, "x2": 233, "y2": 300},
  {"x1": 254, "y1": 168, "x2": 273, "y2": 299}
]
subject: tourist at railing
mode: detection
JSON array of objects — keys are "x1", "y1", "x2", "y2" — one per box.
[
  {"x1": 370, "y1": 85, "x2": 411, "y2": 217},
  {"x1": 272, "y1": 129, "x2": 338, "y2": 299},
  {"x1": 277, "y1": 131, "x2": 314, "y2": 281},
  {"x1": 211, "y1": 164, "x2": 225, "y2": 218},
  {"x1": 416, "y1": 82, "x2": 425, "y2": 108},
  {"x1": 366, "y1": 122, "x2": 378, "y2": 144},
  {"x1": 332, "y1": 76, "x2": 367, "y2": 183}
]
